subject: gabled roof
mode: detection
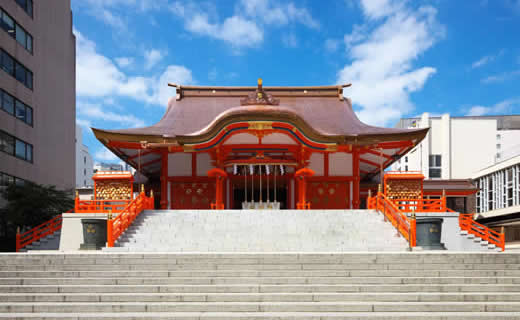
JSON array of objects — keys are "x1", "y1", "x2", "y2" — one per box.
[{"x1": 93, "y1": 84, "x2": 428, "y2": 145}]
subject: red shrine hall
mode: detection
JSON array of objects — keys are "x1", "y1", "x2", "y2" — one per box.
[{"x1": 92, "y1": 80, "x2": 428, "y2": 210}]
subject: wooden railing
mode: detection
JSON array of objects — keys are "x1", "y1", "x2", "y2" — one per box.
[
  {"x1": 391, "y1": 198, "x2": 446, "y2": 212},
  {"x1": 75, "y1": 198, "x2": 131, "y2": 213},
  {"x1": 106, "y1": 191, "x2": 154, "y2": 247},
  {"x1": 367, "y1": 192, "x2": 416, "y2": 247},
  {"x1": 16, "y1": 213, "x2": 65, "y2": 252},
  {"x1": 459, "y1": 213, "x2": 505, "y2": 251}
]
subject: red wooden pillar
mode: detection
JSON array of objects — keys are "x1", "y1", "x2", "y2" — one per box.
[
  {"x1": 295, "y1": 168, "x2": 314, "y2": 209},
  {"x1": 352, "y1": 147, "x2": 360, "y2": 209},
  {"x1": 160, "y1": 150, "x2": 168, "y2": 209},
  {"x1": 208, "y1": 168, "x2": 227, "y2": 209}
]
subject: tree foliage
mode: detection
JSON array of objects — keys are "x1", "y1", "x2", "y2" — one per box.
[{"x1": 0, "y1": 182, "x2": 74, "y2": 250}]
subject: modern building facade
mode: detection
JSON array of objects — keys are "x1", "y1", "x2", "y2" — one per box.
[
  {"x1": 392, "y1": 114, "x2": 520, "y2": 180},
  {"x1": 473, "y1": 155, "x2": 520, "y2": 243},
  {"x1": 0, "y1": 0, "x2": 75, "y2": 190},
  {"x1": 75, "y1": 127, "x2": 93, "y2": 188}
]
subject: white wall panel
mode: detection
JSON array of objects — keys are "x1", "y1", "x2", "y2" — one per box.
[
  {"x1": 329, "y1": 152, "x2": 352, "y2": 176},
  {"x1": 309, "y1": 153, "x2": 324, "y2": 176},
  {"x1": 168, "y1": 153, "x2": 191, "y2": 176},
  {"x1": 197, "y1": 153, "x2": 213, "y2": 176}
]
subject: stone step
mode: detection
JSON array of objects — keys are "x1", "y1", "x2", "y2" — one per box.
[
  {"x1": 3, "y1": 301, "x2": 520, "y2": 313},
  {"x1": 2, "y1": 311, "x2": 520, "y2": 319},
  {"x1": 3, "y1": 284, "x2": 520, "y2": 293},
  {"x1": 3, "y1": 292, "x2": 520, "y2": 303},
  {"x1": 4, "y1": 276, "x2": 520, "y2": 286}
]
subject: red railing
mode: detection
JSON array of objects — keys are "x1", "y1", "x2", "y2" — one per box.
[
  {"x1": 106, "y1": 191, "x2": 154, "y2": 247},
  {"x1": 459, "y1": 213, "x2": 505, "y2": 251},
  {"x1": 391, "y1": 198, "x2": 446, "y2": 212},
  {"x1": 75, "y1": 198, "x2": 131, "y2": 213},
  {"x1": 367, "y1": 192, "x2": 416, "y2": 247},
  {"x1": 16, "y1": 214, "x2": 64, "y2": 252}
]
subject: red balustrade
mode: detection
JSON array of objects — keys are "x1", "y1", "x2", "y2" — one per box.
[
  {"x1": 106, "y1": 191, "x2": 154, "y2": 247},
  {"x1": 367, "y1": 192, "x2": 416, "y2": 247},
  {"x1": 15, "y1": 213, "x2": 66, "y2": 252},
  {"x1": 75, "y1": 198, "x2": 131, "y2": 213},
  {"x1": 459, "y1": 213, "x2": 505, "y2": 251},
  {"x1": 390, "y1": 198, "x2": 446, "y2": 212}
]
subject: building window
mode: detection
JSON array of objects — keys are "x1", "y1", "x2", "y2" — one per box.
[
  {"x1": 1, "y1": 49, "x2": 33, "y2": 89},
  {"x1": 84, "y1": 156, "x2": 86, "y2": 164},
  {"x1": 1, "y1": 89, "x2": 33, "y2": 126},
  {"x1": 0, "y1": 8, "x2": 33, "y2": 53},
  {"x1": 429, "y1": 154, "x2": 442, "y2": 178},
  {"x1": 15, "y1": 0, "x2": 33, "y2": 18},
  {"x1": 0, "y1": 130, "x2": 32, "y2": 163}
]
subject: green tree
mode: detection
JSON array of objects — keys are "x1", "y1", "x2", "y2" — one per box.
[{"x1": 0, "y1": 182, "x2": 74, "y2": 251}]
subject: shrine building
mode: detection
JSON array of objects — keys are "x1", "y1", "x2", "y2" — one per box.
[{"x1": 92, "y1": 80, "x2": 429, "y2": 211}]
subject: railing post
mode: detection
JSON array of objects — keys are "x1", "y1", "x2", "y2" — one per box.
[
  {"x1": 74, "y1": 190, "x2": 79, "y2": 212},
  {"x1": 442, "y1": 189, "x2": 446, "y2": 211},
  {"x1": 15, "y1": 226, "x2": 21, "y2": 252},
  {"x1": 368, "y1": 189, "x2": 372, "y2": 209},
  {"x1": 107, "y1": 210, "x2": 114, "y2": 247},
  {"x1": 150, "y1": 189, "x2": 154, "y2": 209},
  {"x1": 410, "y1": 210, "x2": 416, "y2": 248}
]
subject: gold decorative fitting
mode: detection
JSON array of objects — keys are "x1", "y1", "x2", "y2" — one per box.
[
  {"x1": 183, "y1": 145, "x2": 195, "y2": 152},
  {"x1": 241, "y1": 78, "x2": 279, "y2": 106},
  {"x1": 248, "y1": 121, "x2": 273, "y2": 131},
  {"x1": 325, "y1": 145, "x2": 338, "y2": 152}
]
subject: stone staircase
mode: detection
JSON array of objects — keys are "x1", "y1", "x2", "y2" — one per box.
[
  {"x1": 108, "y1": 210, "x2": 409, "y2": 252},
  {"x1": 460, "y1": 230, "x2": 502, "y2": 251},
  {"x1": 1, "y1": 252, "x2": 520, "y2": 319},
  {"x1": 18, "y1": 230, "x2": 61, "y2": 252}
]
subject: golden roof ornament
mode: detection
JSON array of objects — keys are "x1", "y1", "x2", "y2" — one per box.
[{"x1": 240, "y1": 78, "x2": 280, "y2": 106}]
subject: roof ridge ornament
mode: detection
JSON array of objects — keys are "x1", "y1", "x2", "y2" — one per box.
[{"x1": 240, "y1": 78, "x2": 280, "y2": 106}]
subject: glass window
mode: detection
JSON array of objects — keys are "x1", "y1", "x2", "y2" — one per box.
[
  {"x1": 15, "y1": 177, "x2": 25, "y2": 186},
  {"x1": 15, "y1": 0, "x2": 32, "y2": 18},
  {"x1": 1, "y1": 11, "x2": 14, "y2": 34},
  {"x1": 15, "y1": 24, "x2": 26, "y2": 47},
  {"x1": 0, "y1": 131, "x2": 15, "y2": 155},
  {"x1": 429, "y1": 168, "x2": 441, "y2": 178},
  {"x1": 1, "y1": 51, "x2": 14, "y2": 75},
  {"x1": 25, "y1": 106, "x2": 32, "y2": 125},
  {"x1": 2, "y1": 91, "x2": 14, "y2": 115},
  {"x1": 15, "y1": 63, "x2": 26, "y2": 84},
  {"x1": 26, "y1": 34, "x2": 32, "y2": 52},
  {"x1": 15, "y1": 100, "x2": 26, "y2": 122},
  {"x1": 26, "y1": 144, "x2": 32, "y2": 162},
  {"x1": 15, "y1": 139, "x2": 26, "y2": 159},
  {"x1": 25, "y1": 69, "x2": 33, "y2": 89}
]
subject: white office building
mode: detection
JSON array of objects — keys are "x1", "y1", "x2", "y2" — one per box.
[
  {"x1": 75, "y1": 127, "x2": 93, "y2": 188},
  {"x1": 392, "y1": 114, "x2": 520, "y2": 180}
]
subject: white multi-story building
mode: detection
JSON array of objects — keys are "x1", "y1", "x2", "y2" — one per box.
[
  {"x1": 393, "y1": 114, "x2": 520, "y2": 179},
  {"x1": 75, "y1": 127, "x2": 93, "y2": 188}
]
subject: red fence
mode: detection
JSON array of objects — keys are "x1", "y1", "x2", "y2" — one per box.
[
  {"x1": 459, "y1": 213, "x2": 505, "y2": 251},
  {"x1": 75, "y1": 198, "x2": 131, "y2": 213},
  {"x1": 391, "y1": 198, "x2": 446, "y2": 212},
  {"x1": 107, "y1": 191, "x2": 154, "y2": 247},
  {"x1": 16, "y1": 214, "x2": 64, "y2": 252},
  {"x1": 367, "y1": 192, "x2": 416, "y2": 247}
]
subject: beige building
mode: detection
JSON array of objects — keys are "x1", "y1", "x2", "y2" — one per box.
[{"x1": 0, "y1": 0, "x2": 75, "y2": 190}]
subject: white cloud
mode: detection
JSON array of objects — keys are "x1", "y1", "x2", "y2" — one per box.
[
  {"x1": 481, "y1": 70, "x2": 520, "y2": 84},
  {"x1": 325, "y1": 39, "x2": 340, "y2": 52},
  {"x1": 78, "y1": 102, "x2": 146, "y2": 128},
  {"x1": 466, "y1": 98, "x2": 520, "y2": 116},
  {"x1": 240, "y1": 0, "x2": 320, "y2": 29},
  {"x1": 76, "y1": 118, "x2": 92, "y2": 128},
  {"x1": 337, "y1": 0, "x2": 444, "y2": 126},
  {"x1": 115, "y1": 57, "x2": 134, "y2": 68},
  {"x1": 471, "y1": 50, "x2": 504, "y2": 69},
  {"x1": 281, "y1": 33, "x2": 298, "y2": 48},
  {"x1": 169, "y1": 0, "x2": 318, "y2": 49},
  {"x1": 144, "y1": 49, "x2": 166, "y2": 70},
  {"x1": 75, "y1": 29, "x2": 194, "y2": 107},
  {"x1": 95, "y1": 148, "x2": 119, "y2": 161}
]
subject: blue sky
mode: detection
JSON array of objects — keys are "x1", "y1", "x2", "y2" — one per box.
[{"x1": 71, "y1": 0, "x2": 520, "y2": 164}]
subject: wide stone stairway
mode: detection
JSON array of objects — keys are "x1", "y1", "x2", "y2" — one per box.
[
  {"x1": 1, "y1": 252, "x2": 520, "y2": 319},
  {"x1": 108, "y1": 210, "x2": 409, "y2": 252}
]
